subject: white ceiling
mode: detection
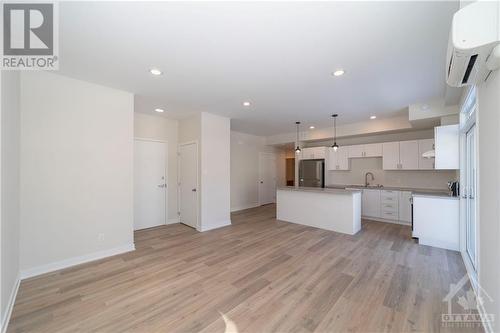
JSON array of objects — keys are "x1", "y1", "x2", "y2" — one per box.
[{"x1": 58, "y1": 1, "x2": 459, "y2": 136}]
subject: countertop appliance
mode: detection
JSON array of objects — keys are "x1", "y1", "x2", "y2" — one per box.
[
  {"x1": 299, "y1": 159, "x2": 324, "y2": 188},
  {"x1": 448, "y1": 181, "x2": 459, "y2": 197}
]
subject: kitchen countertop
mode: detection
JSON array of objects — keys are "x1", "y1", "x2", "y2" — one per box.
[
  {"x1": 326, "y1": 184, "x2": 455, "y2": 198},
  {"x1": 277, "y1": 186, "x2": 362, "y2": 195}
]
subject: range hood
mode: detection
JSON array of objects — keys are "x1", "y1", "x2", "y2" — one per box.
[{"x1": 422, "y1": 150, "x2": 435, "y2": 159}]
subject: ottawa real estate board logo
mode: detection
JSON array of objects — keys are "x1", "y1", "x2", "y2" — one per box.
[{"x1": 1, "y1": 2, "x2": 58, "y2": 70}]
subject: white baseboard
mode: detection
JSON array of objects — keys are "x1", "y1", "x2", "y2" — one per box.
[
  {"x1": 461, "y1": 252, "x2": 494, "y2": 333},
  {"x1": 167, "y1": 217, "x2": 180, "y2": 224},
  {"x1": 1, "y1": 275, "x2": 20, "y2": 333},
  {"x1": 198, "y1": 219, "x2": 232, "y2": 232},
  {"x1": 477, "y1": 295, "x2": 495, "y2": 333},
  {"x1": 231, "y1": 203, "x2": 260, "y2": 212},
  {"x1": 363, "y1": 216, "x2": 411, "y2": 226},
  {"x1": 20, "y1": 243, "x2": 135, "y2": 280}
]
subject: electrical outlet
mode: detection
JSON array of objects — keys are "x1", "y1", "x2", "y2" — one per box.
[{"x1": 98, "y1": 233, "x2": 105, "y2": 242}]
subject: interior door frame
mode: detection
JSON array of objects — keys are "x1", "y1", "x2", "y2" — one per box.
[
  {"x1": 178, "y1": 141, "x2": 200, "y2": 230},
  {"x1": 458, "y1": 86, "x2": 479, "y2": 291},
  {"x1": 258, "y1": 152, "x2": 277, "y2": 206},
  {"x1": 133, "y1": 137, "x2": 168, "y2": 228}
]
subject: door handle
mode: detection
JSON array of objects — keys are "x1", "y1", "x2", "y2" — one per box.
[
  {"x1": 157, "y1": 184, "x2": 167, "y2": 188},
  {"x1": 192, "y1": 188, "x2": 197, "y2": 192}
]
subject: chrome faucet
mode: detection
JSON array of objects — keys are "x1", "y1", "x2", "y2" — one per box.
[{"x1": 365, "y1": 172, "x2": 375, "y2": 187}]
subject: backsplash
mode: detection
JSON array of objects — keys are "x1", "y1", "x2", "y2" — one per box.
[{"x1": 326, "y1": 157, "x2": 458, "y2": 190}]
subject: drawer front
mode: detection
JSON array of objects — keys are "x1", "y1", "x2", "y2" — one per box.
[
  {"x1": 381, "y1": 190, "x2": 399, "y2": 199},
  {"x1": 381, "y1": 202, "x2": 398, "y2": 212},
  {"x1": 381, "y1": 196, "x2": 399, "y2": 205},
  {"x1": 381, "y1": 211, "x2": 399, "y2": 220}
]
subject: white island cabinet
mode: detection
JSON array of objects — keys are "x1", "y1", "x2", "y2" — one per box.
[
  {"x1": 277, "y1": 187, "x2": 362, "y2": 235},
  {"x1": 413, "y1": 194, "x2": 459, "y2": 251}
]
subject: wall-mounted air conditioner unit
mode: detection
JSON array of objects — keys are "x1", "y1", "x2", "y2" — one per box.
[{"x1": 446, "y1": 1, "x2": 500, "y2": 87}]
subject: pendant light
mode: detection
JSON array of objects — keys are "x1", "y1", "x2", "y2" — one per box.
[
  {"x1": 295, "y1": 121, "x2": 301, "y2": 154},
  {"x1": 331, "y1": 114, "x2": 339, "y2": 151}
]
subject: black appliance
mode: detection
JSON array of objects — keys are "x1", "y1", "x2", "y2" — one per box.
[{"x1": 448, "y1": 181, "x2": 459, "y2": 197}]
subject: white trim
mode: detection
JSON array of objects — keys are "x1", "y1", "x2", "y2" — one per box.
[
  {"x1": 231, "y1": 202, "x2": 260, "y2": 212},
  {"x1": 134, "y1": 137, "x2": 167, "y2": 144},
  {"x1": 167, "y1": 217, "x2": 180, "y2": 224},
  {"x1": 1, "y1": 276, "x2": 20, "y2": 333},
  {"x1": 362, "y1": 216, "x2": 411, "y2": 226},
  {"x1": 20, "y1": 243, "x2": 135, "y2": 280},
  {"x1": 258, "y1": 152, "x2": 278, "y2": 206},
  {"x1": 198, "y1": 219, "x2": 232, "y2": 232},
  {"x1": 178, "y1": 140, "x2": 200, "y2": 230},
  {"x1": 477, "y1": 296, "x2": 495, "y2": 333}
]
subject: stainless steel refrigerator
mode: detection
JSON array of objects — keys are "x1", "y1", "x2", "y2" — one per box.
[{"x1": 299, "y1": 159, "x2": 325, "y2": 188}]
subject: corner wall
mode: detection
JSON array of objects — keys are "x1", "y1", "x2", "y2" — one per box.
[
  {"x1": 230, "y1": 131, "x2": 283, "y2": 211},
  {"x1": 200, "y1": 112, "x2": 231, "y2": 231},
  {"x1": 19, "y1": 72, "x2": 135, "y2": 276},
  {"x1": 0, "y1": 71, "x2": 21, "y2": 332},
  {"x1": 477, "y1": 68, "x2": 500, "y2": 331}
]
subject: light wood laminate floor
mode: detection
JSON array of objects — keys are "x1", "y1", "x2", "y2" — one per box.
[{"x1": 8, "y1": 204, "x2": 481, "y2": 333}]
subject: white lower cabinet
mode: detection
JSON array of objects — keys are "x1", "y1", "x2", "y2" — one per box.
[
  {"x1": 361, "y1": 189, "x2": 412, "y2": 225},
  {"x1": 398, "y1": 191, "x2": 412, "y2": 223},
  {"x1": 413, "y1": 196, "x2": 459, "y2": 250},
  {"x1": 361, "y1": 189, "x2": 381, "y2": 218}
]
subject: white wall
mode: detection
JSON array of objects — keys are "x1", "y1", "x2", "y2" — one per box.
[
  {"x1": 179, "y1": 114, "x2": 201, "y2": 144},
  {"x1": 134, "y1": 112, "x2": 179, "y2": 223},
  {"x1": 477, "y1": 68, "x2": 500, "y2": 330},
  {"x1": 230, "y1": 131, "x2": 282, "y2": 212},
  {"x1": 19, "y1": 72, "x2": 134, "y2": 275},
  {"x1": 1, "y1": 71, "x2": 21, "y2": 331},
  {"x1": 266, "y1": 115, "x2": 414, "y2": 145},
  {"x1": 200, "y1": 112, "x2": 231, "y2": 231}
]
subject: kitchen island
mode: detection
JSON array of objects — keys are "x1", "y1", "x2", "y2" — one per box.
[{"x1": 276, "y1": 186, "x2": 362, "y2": 235}]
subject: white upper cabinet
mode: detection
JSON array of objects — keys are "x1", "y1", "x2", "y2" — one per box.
[
  {"x1": 364, "y1": 143, "x2": 383, "y2": 157},
  {"x1": 300, "y1": 147, "x2": 326, "y2": 160},
  {"x1": 399, "y1": 140, "x2": 419, "y2": 170},
  {"x1": 327, "y1": 147, "x2": 349, "y2": 170},
  {"x1": 383, "y1": 141, "x2": 419, "y2": 170},
  {"x1": 435, "y1": 125, "x2": 459, "y2": 169},
  {"x1": 348, "y1": 145, "x2": 364, "y2": 158},
  {"x1": 348, "y1": 144, "x2": 382, "y2": 158},
  {"x1": 418, "y1": 139, "x2": 435, "y2": 170},
  {"x1": 382, "y1": 142, "x2": 400, "y2": 170}
]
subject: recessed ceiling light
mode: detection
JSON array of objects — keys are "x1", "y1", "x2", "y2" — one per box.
[
  {"x1": 309, "y1": 126, "x2": 315, "y2": 129},
  {"x1": 155, "y1": 108, "x2": 164, "y2": 113},
  {"x1": 243, "y1": 101, "x2": 251, "y2": 107},
  {"x1": 370, "y1": 115, "x2": 377, "y2": 120},
  {"x1": 150, "y1": 68, "x2": 162, "y2": 76},
  {"x1": 332, "y1": 70, "x2": 345, "y2": 77}
]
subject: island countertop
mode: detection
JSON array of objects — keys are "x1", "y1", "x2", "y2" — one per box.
[
  {"x1": 277, "y1": 186, "x2": 362, "y2": 195},
  {"x1": 277, "y1": 186, "x2": 362, "y2": 235}
]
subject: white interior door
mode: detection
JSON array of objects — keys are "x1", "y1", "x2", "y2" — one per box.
[
  {"x1": 465, "y1": 125, "x2": 477, "y2": 269},
  {"x1": 259, "y1": 153, "x2": 277, "y2": 205},
  {"x1": 179, "y1": 142, "x2": 198, "y2": 229},
  {"x1": 134, "y1": 140, "x2": 167, "y2": 230}
]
